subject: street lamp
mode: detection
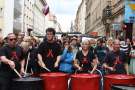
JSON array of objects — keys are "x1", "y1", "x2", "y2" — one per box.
[{"x1": 102, "y1": 1, "x2": 112, "y2": 39}]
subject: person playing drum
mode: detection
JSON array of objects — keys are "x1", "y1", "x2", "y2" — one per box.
[
  {"x1": 0, "y1": 33, "x2": 25, "y2": 90},
  {"x1": 37, "y1": 28, "x2": 62, "y2": 72},
  {"x1": 74, "y1": 39, "x2": 98, "y2": 73},
  {"x1": 103, "y1": 39, "x2": 129, "y2": 74}
]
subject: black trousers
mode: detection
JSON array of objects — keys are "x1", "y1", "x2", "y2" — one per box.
[{"x1": 0, "y1": 78, "x2": 11, "y2": 90}]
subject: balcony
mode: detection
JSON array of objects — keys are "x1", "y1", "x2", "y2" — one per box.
[
  {"x1": 112, "y1": 0, "x2": 124, "y2": 16},
  {"x1": 14, "y1": 0, "x2": 22, "y2": 19}
]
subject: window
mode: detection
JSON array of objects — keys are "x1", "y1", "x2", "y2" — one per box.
[{"x1": 0, "y1": 8, "x2": 3, "y2": 17}]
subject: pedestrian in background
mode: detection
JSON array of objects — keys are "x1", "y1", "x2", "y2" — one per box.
[
  {"x1": 58, "y1": 41, "x2": 75, "y2": 73},
  {"x1": 129, "y1": 37, "x2": 135, "y2": 74},
  {"x1": 107, "y1": 38, "x2": 113, "y2": 51}
]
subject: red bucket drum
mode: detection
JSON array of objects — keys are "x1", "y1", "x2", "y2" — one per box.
[
  {"x1": 40, "y1": 72, "x2": 69, "y2": 90},
  {"x1": 104, "y1": 74, "x2": 135, "y2": 90},
  {"x1": 71, "y1": 74, "x2": 100, "y2": 90}
]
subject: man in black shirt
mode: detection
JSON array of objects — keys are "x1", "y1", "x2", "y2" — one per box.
[
  {"x1": 103, "y1": 39, "x2": 129, "y2": 74},
  {"x1": 38, "y1": 28, "x2": 62, "y2": 72},
  {"x1": 94, "y1": 39, "x2": 109, "y2": 65},
  {"x1": 0, "y1": 33, "x2": 25, "y2": 90}
]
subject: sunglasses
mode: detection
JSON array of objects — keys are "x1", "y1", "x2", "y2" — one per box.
[{"x1": 9, "y1": 38, "x2": 16, "y2": 41}]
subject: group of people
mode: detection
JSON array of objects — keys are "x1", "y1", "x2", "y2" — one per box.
[{"x1": 0, "y1": 28, "x2": 135, "y2": 90}]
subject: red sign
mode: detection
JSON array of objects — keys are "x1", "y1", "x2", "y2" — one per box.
[{"x1": 89, "y1": 32, "x2": 98, "y2": 36}]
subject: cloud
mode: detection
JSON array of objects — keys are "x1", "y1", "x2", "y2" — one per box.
[
  {"x1": 47, "y1": 0, "x2": 81, "y2": 14},
  {"x1": 56, "y1": 14, "x2": 74, "y2": 32},
  {"x1": 46, "y1": 0, "x2": 82, "y2": 32}
]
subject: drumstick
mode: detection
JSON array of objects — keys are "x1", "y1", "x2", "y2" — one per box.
[
  {"x1": 88, "y1": 70, "x2": 91, "y2": 74},
  {"x1": 75, "y1": 70, "x2": 78, "y2": 74},
  {"x1": 31, "y1": 68, "x2": 33, "y2": 75},
  {"x1": 13, "y1": 68, "x2": 22, "y2": 78},
  {"x1": 42, "y1": 67, "x2": 51, "y2": 72},
  {"x1": 25, "y1": 52, "x2": 30, "y2": 74}
]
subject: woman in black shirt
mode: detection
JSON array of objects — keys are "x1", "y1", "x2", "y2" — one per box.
[{"x1": 74, "y1": 39, "x2": 98, "y2": 73}]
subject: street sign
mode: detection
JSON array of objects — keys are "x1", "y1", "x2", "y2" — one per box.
[{"x1": 124, "y1": 0, "x2": 135, "y2": 23}]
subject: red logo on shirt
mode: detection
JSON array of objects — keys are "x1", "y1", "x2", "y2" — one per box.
[
  {"x1": 82, "y1": 57, "x2": 88, "y2": 64},
  {"x1": 47, "y1": 49, "x2": 54, "y2": 58},
  {"x1": 113, "y1": 56, "x2": 122, "y2": 68},
  {"x1": 11, "y1": 51, "x2": 19, "y2": 60}
]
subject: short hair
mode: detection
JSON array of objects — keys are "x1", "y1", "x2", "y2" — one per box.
[
  {"x1": 20, "y1": 41, "x2": 30, "y2": 50},
  {"x1": 61, "y1": 33, "x2": 68, "y2": 37},
  {"x1": 97, "y1": 39, "x2": 104, "y2": 43},
  {"x1": 113, "y1": 39, "x2": 120, "y2": 44},
  {"x1": 7, "y1": 33, "x2": 15, "y2": 39},
  {"x1": 46, "y1": 28, "x2": 56, "y2": 35}
]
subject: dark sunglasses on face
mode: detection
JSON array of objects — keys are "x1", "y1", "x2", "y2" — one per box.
[{"x1": 9, "y1": 38, "x2": 16, "y2": 41}]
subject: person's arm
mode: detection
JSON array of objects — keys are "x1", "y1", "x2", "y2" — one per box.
[
  {"x1": 103, "y1": 63, "x2": 114, "y2": 71},
  {"x1": 74, "y1": 59, "x2": 82, "y2": 70},
  {"x1": 54, "y1": 55, "x2": 61, "y2": 68},
  {"x1": 103, "y1": 52, "x2": 115, "y2": 71},
  {"x1": 124, "y1": 63, "x2": 129, "y2": 75},
  {"x1": 0, "y1": 47, "x2": 15, "y2": 69},
  {"x1": 0, "y1": 56, "x2": 15, "y2": 69},
  {"x1": 20, "y1": 59, "x2": 25, "y2": 74},
  {"x1": 54, "y1": 44, "x2": 63, "y2": 68},
  {"x1": 37, "y1": 42, "x2": 46, "y2": 68},
  {"x1": 90, "y1": 58, "x2": 98, "y2": 74},
  {"x1": 37, "y1": 54, "x2": 46, "y2": 68},
  {"x1": 73, "y1": 51, "x2": 82, "y2": 70}
]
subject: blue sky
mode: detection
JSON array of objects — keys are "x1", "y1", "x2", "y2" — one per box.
[{"x1": 47, "y1": 0, "x2": 82, "y2": 32}]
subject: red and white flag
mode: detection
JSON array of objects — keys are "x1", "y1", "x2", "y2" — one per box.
[{"x1": 43, "y1": 4, "x2": 49, "y2": 16}]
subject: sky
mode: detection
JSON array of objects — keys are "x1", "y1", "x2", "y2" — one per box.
[{"x1": 46, "y1": 0, "x2": 82, "y2": 32}]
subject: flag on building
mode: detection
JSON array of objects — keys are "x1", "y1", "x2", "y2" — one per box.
[
  {"x1": 124, "y1": 0, "x2": 135, "y2": 23},
  {"x1": 43, "y1": 3, "x2": 49, "y2": 16}
]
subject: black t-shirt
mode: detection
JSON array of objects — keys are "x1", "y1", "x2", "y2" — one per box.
[
  {"x1": 94, "y1": 46, "x2": 109, "y2": 64},
  {"x1": 28, "y1": 47, "x2": 38, "y2": 62},
  {"x1": 104, "y1": 50, "x2": 127, "y2": 74},
  {"x1": 76, "y1": 50, "x2": 96, "y2": 72},
  {"x1": 38, "y1": 41, "x2": 62, "y2": 71},
  {"x1": 0, "y1": 45, "x2": 24, "y2": 78}
]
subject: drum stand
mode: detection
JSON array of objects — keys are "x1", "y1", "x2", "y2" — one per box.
[{"x1": 95, "y1": 69, "x2": 104, "y2": 90}]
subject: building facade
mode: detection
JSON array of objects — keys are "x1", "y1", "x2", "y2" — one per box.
[
  {"x1": 106, "y1": 0, "x2": 124, "y2": 39},
  {"x1": 0, "y1": 0, "x2": 4, "y2": 35},
  {"x1": 85, "y1": 0, "x2": 134, "y2": 39},
  {"x1": 22, "y1": 0, "x2": 35, "y2": 35},
  {"x1": 85, "y1": 0, "x2": 109, "y2": 37},
  {"x1": 0, "y1": 0, "x2": 22, "y2": 37},
  {"x1": 14, "y1": 0, "x2": 22, "y2": 34},
  {"x1": 75, "y1": 0, "x2": 86, "y2": 34},
  {"x1": 0, "y1": 0, "x2": 26, "y2": 37},
  {"x1": 111, "y1": 0, "x2": 134, "y2": 40},
  {"x1": 45, "y1": 13, "x2": 62, "y2": 32},
  {"x1": 32, "y1": 0, "x2": 46, "y2": 36}
]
